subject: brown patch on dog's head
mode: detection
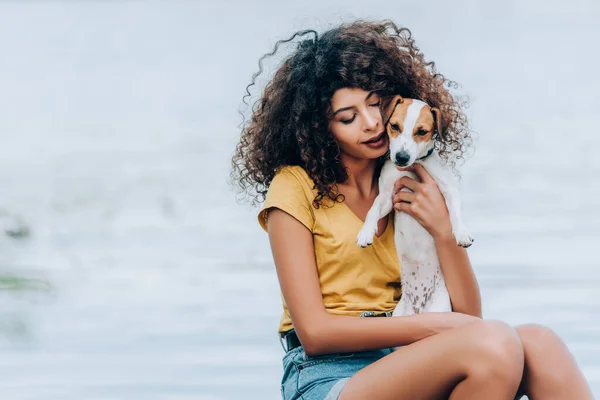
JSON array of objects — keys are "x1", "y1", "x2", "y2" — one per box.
[
  {"x1": 412, "y1": 105, "x2": 436, "y2": 144},
  {"x1": 381, "y1": 95, "x2": 414, "y2": 139},
  {"x1": 381, "y1": 96, "x2": 443, "y2": 142},
  {"x1": 380, "y1": 94, "x2": 403, "y2": 125}
]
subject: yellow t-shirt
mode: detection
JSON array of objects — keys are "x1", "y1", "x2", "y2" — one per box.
[{"x1": 258, "y1": 165, "x2": 401, "y2": 332}]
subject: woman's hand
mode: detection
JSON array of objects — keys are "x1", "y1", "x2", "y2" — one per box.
[
  {"x1": 432, "y1": 312, "x2": 482, "y2": 334},
  {"x1": 393, "y1": 164, "x2": 453, "y2": 242}
]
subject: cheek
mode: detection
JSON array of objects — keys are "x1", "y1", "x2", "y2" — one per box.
[
  {"x1": 414, "y1": 134, "x2": 433, "y2": 148},
  {"x1": 369, "y1": 106, "x2": 383, "y2": 124},
  {"x1": 330, "y1": 124, "x2": 359, "y2": 147}
]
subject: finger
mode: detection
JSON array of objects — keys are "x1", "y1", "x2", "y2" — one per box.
[
  {"x1": 394, "y1": 202, "x2": 425, "y2": 227},
  {"x1": 412, "y1": 163, "x2": 435, "y2": 184},
  {"x1": 393, "y1": 190, "x2": 416, "y2": 204},
  {"x1": 394, "y1": 201, "x2": 411, "y2": 213},
  {"x1": 394, "y1": 201, "x2": 420, "y2": 220},
  {"x1": 394, "y1": 176, "x2": 421, "y2": 193},
  {"x1": 394, "y1": 180, "x2": 403, "y2": 193}
]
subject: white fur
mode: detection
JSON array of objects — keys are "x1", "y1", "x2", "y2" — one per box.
[{"x1": 356, "y1": 99, "x2": 473, "y2": 317}]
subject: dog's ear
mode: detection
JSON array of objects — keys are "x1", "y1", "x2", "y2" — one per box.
[
  {"x1": 380, "y1": 95, "x2": 403, "y2": 125},
  {"x1": 430, "y1": 107, "x2": 443, "y2": 139}
]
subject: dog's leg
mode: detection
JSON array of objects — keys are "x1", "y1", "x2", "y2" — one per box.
[
  {"x1": 439, "y1": 184, "x2": 473, "y2": 248},
  {"x1": 356, "y1": 162, "x2": 400, "y2": 247},
  {"x1": 356, "y1": 188, "x2": 394, "y2": 247},
  {"x1": 420, "y1": 155, "x2": 473, "y2": 248}
]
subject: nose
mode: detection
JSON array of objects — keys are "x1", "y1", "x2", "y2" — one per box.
[
  {"x1": 395, "y1": 151, "x2": 411, "y2": 166},
  {"x1": 364, "y1": 110, "x2": 380, "y2": 130}
]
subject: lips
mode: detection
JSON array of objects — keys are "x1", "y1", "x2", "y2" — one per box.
[{"x1": 363, "y1": 131, "x2": 385, "y2": 144}]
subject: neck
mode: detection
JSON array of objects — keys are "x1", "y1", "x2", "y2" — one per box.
[{"x1": 338, "y1": 153, "x2": 379, "y2": 198}]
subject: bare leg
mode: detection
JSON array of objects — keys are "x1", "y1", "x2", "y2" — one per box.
[
  {"x1": 339, "y1": 320, "x2": 524, "y2": 400},
  {"x1": 515, "y1": 324, "x2": 594, "y2": 400}
]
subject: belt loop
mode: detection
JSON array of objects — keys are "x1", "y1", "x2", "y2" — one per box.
[
  {"x1": 360, "y1": 311, "x2": 392, "y2": 318},
  {"x1": 279, "y1": 333, "x2": 288, "y2": 352}
]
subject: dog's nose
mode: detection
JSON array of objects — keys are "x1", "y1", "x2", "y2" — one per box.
[{"x1": 395, "y1": 151, "x2": 411, "y2": 166}]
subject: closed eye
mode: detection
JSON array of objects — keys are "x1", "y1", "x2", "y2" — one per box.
[
  {"x1": 341, "y1": 114, "x2": 356, "y2": 124},
  {"x1": 341, "y1": 100, "x2": 380, "y2": 124}
]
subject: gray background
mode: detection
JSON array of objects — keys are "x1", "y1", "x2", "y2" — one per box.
[{"x1": 0, "y1": 0, "x2": 598, "y2": 399}]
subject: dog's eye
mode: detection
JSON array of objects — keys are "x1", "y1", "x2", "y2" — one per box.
[
  {"x1": 391, "y1": 124, "x2": 400, "y2": 132},
  {"x1": 416, "y1": 129, "x2": 428, "y2": 136}
]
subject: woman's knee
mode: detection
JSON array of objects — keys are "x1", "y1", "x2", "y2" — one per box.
[
  {"x1": 516, "y1": 324, "x2": 574, "y2": 381},
  {"x1": 466, "y1": 320, "x2": 525, "y2": 383},
  {"x1": 515, "y1": 323, "x2": 564, "y2": 355}
]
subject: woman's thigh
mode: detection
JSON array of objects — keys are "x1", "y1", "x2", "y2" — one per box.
[{"x1": 339, "y1": 320, "x2": 525, "y2": 400}]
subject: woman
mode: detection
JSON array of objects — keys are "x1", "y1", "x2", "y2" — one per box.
[{"x1": 231, "y1": 19, "x2": 593, "y2": 400}]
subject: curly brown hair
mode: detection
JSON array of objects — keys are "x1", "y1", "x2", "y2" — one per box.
[{"x1": 232, "y1": 19, "x2": 471, "y2": 208}]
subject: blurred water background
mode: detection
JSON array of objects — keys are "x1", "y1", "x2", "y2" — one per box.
[{"x1": 0, "y1": 1, "x2": 598, "y2": 399}]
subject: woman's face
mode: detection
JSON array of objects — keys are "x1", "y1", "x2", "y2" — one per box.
[{"x1": 327, "y1": 87, "x2": 388, "y2": 161}]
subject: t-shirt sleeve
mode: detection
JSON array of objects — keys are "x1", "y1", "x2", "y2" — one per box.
[{"x1": 257, "y1": 167, "x2": 315, "y2": 233}]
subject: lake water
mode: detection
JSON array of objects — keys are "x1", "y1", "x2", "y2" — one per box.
[{"x1": 0, "y1": 1, "x2": 599, "y2": 399}]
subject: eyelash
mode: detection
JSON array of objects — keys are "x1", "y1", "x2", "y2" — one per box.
[{"x1": 341, "y1": 102, "x2": 381, "y2": 125}]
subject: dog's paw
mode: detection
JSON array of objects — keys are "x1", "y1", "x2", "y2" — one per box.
[
  {"x1": 454, "y1": 228, "x2": 474, "y2": 248},
  {"x1": 356, "y1": 225, "x2": 377, "y2": 248}
]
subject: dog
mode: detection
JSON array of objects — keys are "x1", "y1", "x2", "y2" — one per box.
[{"x1": 356, "y1": 95, "x2": 472, "y2": 316}]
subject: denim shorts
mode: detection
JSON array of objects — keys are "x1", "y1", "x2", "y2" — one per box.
[
  {"x1": 280, "y1": 344, "x2": 394, "y2": 399},
  {"x1": 280, "y1": 344, "x2": 527, "y2": 399}
]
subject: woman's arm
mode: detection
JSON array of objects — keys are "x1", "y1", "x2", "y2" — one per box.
[
  {"x1": 267, "y1": 208, "x2": 480, "y2": 356},
  {"x1": 434, "y1": 236, "x2": 482, "y2": 317},
  {"x1": 393, "y1": 164, "x2": 482, "y2": 318}
]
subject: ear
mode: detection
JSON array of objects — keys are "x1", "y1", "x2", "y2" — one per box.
[
  {"x1": 380, "y1": 95, "x2": 403, "y2": 125},
  {"x1": 430, "y1": 107, "x2": 443, "y2": 138}
]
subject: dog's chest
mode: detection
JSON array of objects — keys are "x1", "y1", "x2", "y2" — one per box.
[{"x1": 394, "y1": 211, "x2": 436, "y2": 265}]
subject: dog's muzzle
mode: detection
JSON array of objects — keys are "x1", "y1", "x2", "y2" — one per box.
[{"x1": 394, "y1": 151, "x2": 411, "y2": 167}]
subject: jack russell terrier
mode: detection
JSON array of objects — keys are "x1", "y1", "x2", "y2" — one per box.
[{"x1": 356, "y1": 95, "x2": 473, "y2": 316}]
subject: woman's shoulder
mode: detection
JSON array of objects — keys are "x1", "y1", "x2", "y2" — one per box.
[
  {"x1": 274, "y1": 165, "x2": 313, "y2": 184},
  {"x1": 268, "y1": 165, "x2": 316, "y2": 196},
  {"x1": 258, "y1": 165, "x2": 316, "y2": 232}
]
